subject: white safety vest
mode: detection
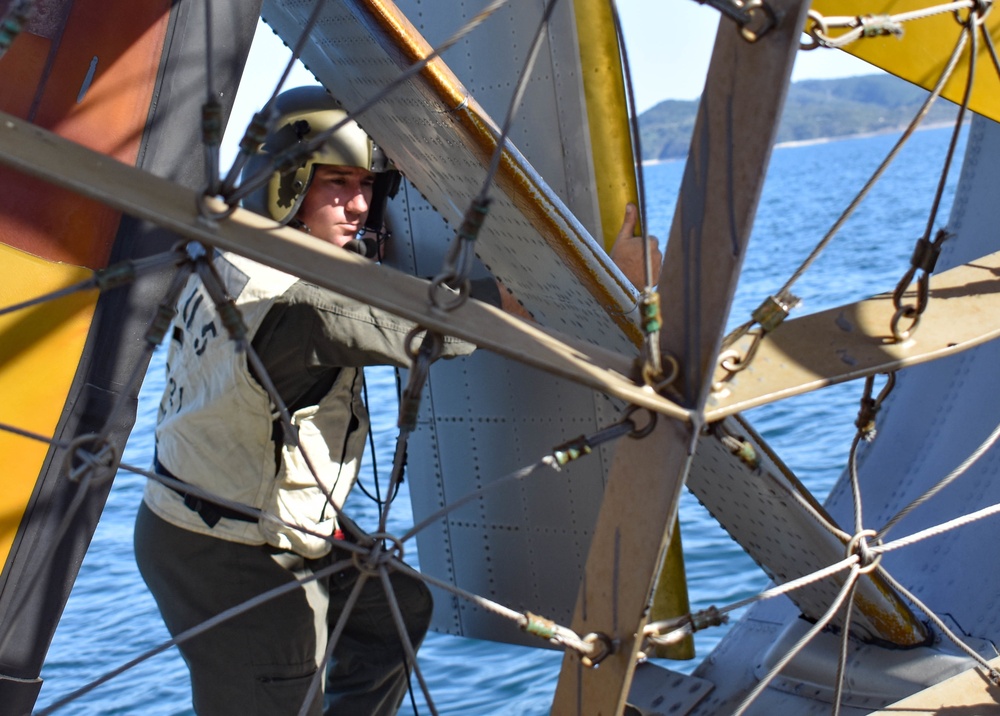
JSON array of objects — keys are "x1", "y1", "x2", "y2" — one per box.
[{"x1": 144, "y1": 252, "x2": 369, "y2": 558}]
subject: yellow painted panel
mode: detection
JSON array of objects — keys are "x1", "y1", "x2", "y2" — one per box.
[
  {"x1": 572, "y1": 0, "x2": 691, "y2": 658},
  {"x1": 810, "y1": 0, "x2": 1000, "y2": 122},
  {"x1": 572, "y1": 0, "x2": 639, "y2": 249},
  {"x1": 0, "y1": 243, "x2": 96, "y2": 569}
]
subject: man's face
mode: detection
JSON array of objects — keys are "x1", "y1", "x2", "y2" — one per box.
[{"x1": 297, "y1": 164, "x2": 376, "y2": 247}]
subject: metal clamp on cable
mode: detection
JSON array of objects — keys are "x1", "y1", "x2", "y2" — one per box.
[
  {"x1": 891, "y1": 228, "x2": 951, "y2": 341},
  {"x1": 398, "y1": 328, "x2": 443, "y2": 431},
  {"x1": 550, "y1": 436, "x2": 593, "y2": 468},
  {"x1": 714, "y1": 292, "x2": 799, "y2": 391},
  {"x1": 430, "y1": 197, "x2": 491, "y2": 311},
  {"x1": 854, "y1": 373, "x2": 895, "y2": 442},
  {"x1": 697, "y1": 0, "x2": 776, "y2": 42}
]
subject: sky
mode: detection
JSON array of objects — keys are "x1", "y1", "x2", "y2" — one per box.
[
  {"x1": 616, "y1": 0, "x2": 878, "y2": 111},
  {"x1": 225, "y1": 2, "x2": 880, "y2": 154}
]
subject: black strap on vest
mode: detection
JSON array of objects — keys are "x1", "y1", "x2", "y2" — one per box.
[
  {"x1": 268, "y1": 367, "x2": 341, "y2": 473},
  {"x1": 154, "y1": 454, "x2": 258, "y2": 528}
]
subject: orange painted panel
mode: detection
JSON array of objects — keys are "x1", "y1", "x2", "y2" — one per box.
[
  {"x1": 0, "y1": 31, "x2": 51, "y2": 119},
  {"x1": 0, "y1": 0, "x2": 172, "y2": 268}
]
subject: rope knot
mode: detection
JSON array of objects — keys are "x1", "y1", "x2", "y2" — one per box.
[
  {"x1": 62, "y1": 434, "x2": 118, "y2": 485},
  {"x1": 690, "y1": 605, "x2": 728, "y2": 632},
  {"x1": 846, "y1": 529, "x2": 882, "y2": 574},
  {"x1": 352, "y1": 532, "x2": 404, "y2": 575}
]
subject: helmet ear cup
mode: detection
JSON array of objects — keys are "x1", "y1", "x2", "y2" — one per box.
[
  {"x1": 363, "y1": 169, "x2": 402, "y2": 239},
  {"x1": 270, "y1": 165, "x2": 312, "y2": 224}
]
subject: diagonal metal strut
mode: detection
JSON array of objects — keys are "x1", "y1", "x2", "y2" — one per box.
[{"x1": 551, "y1": 2, "x2": 811, "y2": 712}]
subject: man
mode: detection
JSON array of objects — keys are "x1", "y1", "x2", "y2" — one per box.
[{"x1": 135, "y1": 86, "x2": 660, "y2": 716}]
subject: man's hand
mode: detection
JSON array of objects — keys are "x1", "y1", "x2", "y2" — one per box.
[{"x1": 610, "y1": 203, "x2": 662, "y2": 288}]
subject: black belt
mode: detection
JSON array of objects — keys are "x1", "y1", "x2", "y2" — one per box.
[{"x1": 154, "y1": 455, "x2": 258, "y2": 528}]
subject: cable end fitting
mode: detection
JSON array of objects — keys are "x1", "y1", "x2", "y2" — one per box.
[
  {"x1": 551, "y1": 436, "x2": 592, "y2": 467},
  {"x1": 522, "y1": 611, "x2": 557, "y2": 641}
]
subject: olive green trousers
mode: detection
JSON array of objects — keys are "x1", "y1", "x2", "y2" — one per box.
[{"x1": 135, "y1": 502, "x2": 431, "y2": 715}]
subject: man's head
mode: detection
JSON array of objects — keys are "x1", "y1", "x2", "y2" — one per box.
[
  {"x1": 295, "y1": 164, "x2": 375, "y2": 247},
  {"x1": 244, "y1": 86, "x2": 395, "y2": 251}
]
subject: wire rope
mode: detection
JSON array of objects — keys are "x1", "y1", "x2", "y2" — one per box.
[
  {"x1": 879, "y1": 567, "x2": 1000, "y2": 682},
  {"x1": 355, "y1": 374, "x2": 395, "y2": 507},
  {"x1": 610, "y1": 0, "x2": 652, "y2": 290},
  {"x1": 878, "y1": 419, "x2": 1000, "y2": 540},
  {"x1": 200, "y1": 0, "x2": 221, "y2": 196},
  {"x1": 379, "y1": 566, "x2": 440, "y2": 716},
  {"x1": 803, "y1": 1, "x2": 976, "y2": 49},
  {"x1": 731, "y1": 571, "x2": 859, "y2": 716},
  {"x1": 0, "y1": 248, "x2": 186, "y2": 318},
  {"x1": 831, "y1": 574, "x2": 862, "y2": 716},
  {"x1": 776, "y1": 26, "x2": 967, "y2": 302},
  {"x1": 875, "y1": 500, "x2": 1000, "y2": 555},
  {"x1": 610, "y1": 0, "x2": 666, "y2": 385},
  {"x1": 718, "y1": 13, "x2": 971, "y2": 380},
  {"x1": 475, "y1": 0, "x2": 560, "y2": 202},
  {"x1": 297, "y1": 571, "x2": 372, "y2": 716}
]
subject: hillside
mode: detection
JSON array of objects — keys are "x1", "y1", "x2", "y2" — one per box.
[{"x1": 638, "y1": 74, "x2": 960, "y2": 162}]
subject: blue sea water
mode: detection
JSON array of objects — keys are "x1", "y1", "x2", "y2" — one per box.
[{"x1": 36, "y1": 124, "x2": 966, "y2": 715}]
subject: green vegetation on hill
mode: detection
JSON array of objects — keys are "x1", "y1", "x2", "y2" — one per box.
[{"x1": 637, "y1": 74, "x2": 960, "y2": 162}]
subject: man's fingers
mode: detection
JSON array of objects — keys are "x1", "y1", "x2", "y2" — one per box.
[{"x1": 616, "y1": 202, "x2": 638, "y2": 242}]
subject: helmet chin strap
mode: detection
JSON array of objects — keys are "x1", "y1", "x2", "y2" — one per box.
[{"x1": 288, "y1": 218, "x2": 310, "y2": 233}]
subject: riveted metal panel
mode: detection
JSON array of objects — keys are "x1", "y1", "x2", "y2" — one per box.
[{"x1": 258, "y1": 0, "x2": 644, "y2": 643}]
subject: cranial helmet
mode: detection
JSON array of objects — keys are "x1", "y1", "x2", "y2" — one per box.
[{"x1": 243, "y1": 86, "x2": 395, "y2": 227}]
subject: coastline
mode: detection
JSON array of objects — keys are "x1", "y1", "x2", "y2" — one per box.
[{"x1": 642, "y1": 119, "x2": 966, "y2": 166}]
